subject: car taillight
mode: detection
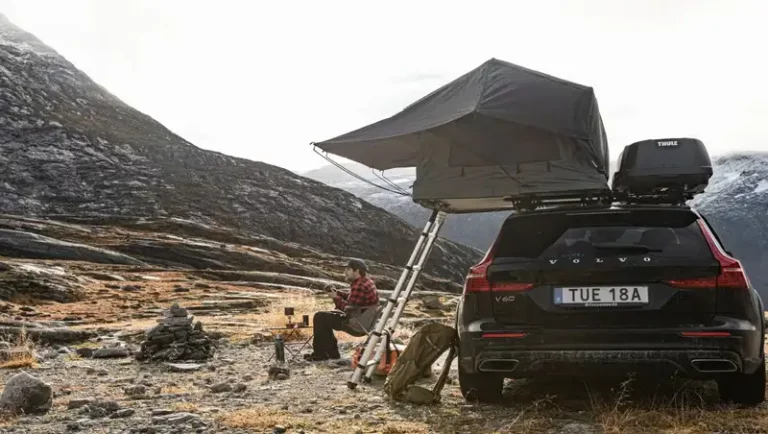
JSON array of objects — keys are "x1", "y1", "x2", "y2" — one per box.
[
  {"x1": 665, "y1": 276, "x2": 718, "y2": 289},
  {"x1": 464, "y1": 245, "x2": 533, "y2": 293},
  {"x1": 698, "y1": 219, "x2": 750, "y2": 289},
  {"x1": 465, "y1": 263, "x2": 492, "y2": 292},
  {"x1": 667, "y1": 220, "x2": 750, "y2": 290}
]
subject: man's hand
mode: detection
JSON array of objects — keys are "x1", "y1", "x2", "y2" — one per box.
[{"x1": 323, "y1": 284, "x2": 337, "y2": 297}]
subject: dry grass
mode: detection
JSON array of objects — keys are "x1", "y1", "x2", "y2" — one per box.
[
  {"x1": 218, "y1": 407, "x2": 308, "y2": 431},
  {"x1": 583, "y1": 376, "x2": 768, "y2": 434},
  {"x1": 0, "y1": 327, "x2": 38, "y2": 370},
  {"x1": 0, "y1": 413, "x2": 19, "y2": 428},
  {"x1": 171, "y1": 402, "x2": 200, "y2": 413},
  {"x1": 219, "y1": 406, "x2": 432, "y2": 434},
  {"x1": 160, "y1": 385, "x2": 188, "y2": 395}
]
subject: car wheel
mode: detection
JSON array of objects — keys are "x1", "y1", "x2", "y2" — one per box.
[
  {"x1": 718, "y1": 358, "x2": 766, "y2": 406},
  {"x1": 458, "y1": 364, "x2": 503, "y2": 403}
]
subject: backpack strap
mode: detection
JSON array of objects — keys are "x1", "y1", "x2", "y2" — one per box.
[{"x1": 430, "y1": 338, "x2": 459, "y2": 403}]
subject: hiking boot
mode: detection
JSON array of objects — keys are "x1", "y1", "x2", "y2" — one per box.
[
  {"x1": 303, "y1": 352, "x2": 331, "y2": 361},
  {"x1": 303, "y1": 351, "x2": 341, "y2": 361}
]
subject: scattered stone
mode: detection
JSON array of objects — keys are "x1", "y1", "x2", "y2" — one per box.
[
  {"x1": 66, "y1": 418, "x2": 92, "y2": 431},
  {"x1": 274, "y1": 425, "x2": 287, "y2": 434},
  {"x1": 97, "y1": 369, "x2": 109, "y2": 376},
  {"x1": 421, "y1": 295, "x2": 445, "y2": 310},
  {"x1": 173, "y1": 287, "x2": 190, "y2": 293},
  {"x1": 164, "y1": 362, "x2": 204, "y2": 373},
  {"x1": 0, "y1": 371, "x2": 53, "y2": 415},
  {"x1": 76, "y1": 347, "x2": 94, "y2": 358},
  {"x1": 124, "y1": 385, "x2": 148, "y2": 399},
  {"x1": 152, "y1": 412, "x2": 203, "y2": 426},
  {"x1": 193, "y1": 282, "x2": 211, "y2": 289},
  {"x1": 210, "y1": 382, "x2": 232, "y2": 393},
  {"x1": 268, "y1": 365, "x2": 290, "y2": 381},
  {"x1": 68, "y1": 398, "x2": 94, "y2": 410},
  {"x1": 93, "y1": 347, "x2": 131, "y2": 359},
  {"x1": 111, "y1": 408, "x2": 136, "y2": 419},
  {"x1": 151, "y1": 409, "x2": 176, "y2": 417},
  {"x1": 233, "y1": 383, "x2": 247, "y2": 393},
  {"x1": 329, "y1": 359, "x2": 352, "y2": 368},
  {"x1": 122, "y1": 285, "x2": 142, "y2": 292},
  {"x1": 251, "y1": 332, "x2": 273, "y2": 344},
  {"x1": 81, "y1": 400, "x2": 121, "y2": 419},
  {"x1": 242, "y1": 374, "x2": 254, "y2": 381}
]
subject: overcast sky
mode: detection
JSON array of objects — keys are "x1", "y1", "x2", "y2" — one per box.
[{"x1": 1, "y1": 0, "x2": 767, "y2": 173}]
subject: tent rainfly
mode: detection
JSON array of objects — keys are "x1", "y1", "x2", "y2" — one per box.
[{"x1": 313, "y1": 58, "x2": 611, "y2": 213}]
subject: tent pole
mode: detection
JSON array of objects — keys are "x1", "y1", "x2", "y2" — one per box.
[
  {"x1": 362, "y1": 211, "x2": 446, "y2": 383},
  {"x1": 346, "y1": 209, "x2": 444, "y2": 390}
]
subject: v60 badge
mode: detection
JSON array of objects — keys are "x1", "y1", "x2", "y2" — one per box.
[{"x1": 495, "y1": 295, "x2": 516, "y2": 303}]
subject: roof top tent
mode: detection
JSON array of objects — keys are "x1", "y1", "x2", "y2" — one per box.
[
  {"x1": 313, "y1": 58, "x2": 611, "y2": 213},
  {"x1": 312, "y1": 58, "x2": 611, "y2": 389}
]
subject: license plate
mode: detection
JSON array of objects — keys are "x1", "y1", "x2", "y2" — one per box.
[{"x1": 554, "y1": 286, "x2": 649, "y2": 306}]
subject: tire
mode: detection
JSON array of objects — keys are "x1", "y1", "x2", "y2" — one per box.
[
  {"x1": 458, "y1": 364, "x2": 503, "y2": 403},
  {"x1": 718, "y1": 358, "x2": 766, "y2": 406}
]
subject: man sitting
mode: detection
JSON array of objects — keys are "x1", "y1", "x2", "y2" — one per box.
[{"x1": 305, "y1": 259, "x2": 380, "y2": 361}]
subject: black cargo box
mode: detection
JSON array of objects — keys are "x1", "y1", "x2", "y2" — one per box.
[{"x1": 611, "y1": 138, "x2": 713, "y2": 201}]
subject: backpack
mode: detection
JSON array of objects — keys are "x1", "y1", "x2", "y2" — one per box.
[{"x1": 383, "y1": 322, "x2": 458, "y2": 404}]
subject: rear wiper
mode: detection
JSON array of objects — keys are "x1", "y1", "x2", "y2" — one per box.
[{"x1": 592, "y1": 243, "x2": 663, "y2": 253}]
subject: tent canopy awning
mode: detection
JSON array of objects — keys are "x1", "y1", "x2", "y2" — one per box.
[{"x1": 313, "y1": 58, "x2": 611, "y2": 211}]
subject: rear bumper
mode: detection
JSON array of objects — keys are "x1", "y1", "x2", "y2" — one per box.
[{"x1": 458, "y1": 317, "x2": 763, "y2": 378}]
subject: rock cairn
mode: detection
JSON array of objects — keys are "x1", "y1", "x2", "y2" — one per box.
[{"x1": 136, "y1": 303, "x2": 214, "y2": 361}]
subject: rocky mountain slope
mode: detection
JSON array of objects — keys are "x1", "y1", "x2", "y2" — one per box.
[
  {"x1": 0, "y1": 14, "x2": 480, "y2": 283},
  {"x1": 306, "y1": 155, "x2": 768, "y2": 298}
]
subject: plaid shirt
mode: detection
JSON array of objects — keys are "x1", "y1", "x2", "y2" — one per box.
[{"x1": 334, "y1": 276, "x2": 379, "y2": 310}]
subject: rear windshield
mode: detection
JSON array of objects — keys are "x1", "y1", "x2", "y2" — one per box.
[{"x1": 494, "y1": 209, "x2": 713, "y2": 260}]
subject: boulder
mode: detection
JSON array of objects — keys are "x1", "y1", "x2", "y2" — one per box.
[{"x1": 0, "y1": 371, "x2": 53, "y2": 414}]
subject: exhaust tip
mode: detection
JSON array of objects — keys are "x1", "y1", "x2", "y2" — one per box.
[
  {"x1": 478, "y1": 359, "x2": 519, "y2": 372},
  {"x1": 691, "y1": 359, "x2": 738, "y2": 373}
]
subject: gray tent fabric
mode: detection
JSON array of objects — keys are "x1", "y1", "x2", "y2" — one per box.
[
  {"x1": 314, "y1": 58, "x2": 609, "y2": 171},
  {"x1": 313, "y1": 58, "x2": 611, "y2": 211}
]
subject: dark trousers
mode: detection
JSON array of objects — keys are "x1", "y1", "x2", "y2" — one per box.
[{"x1": 312, "y1": 310, "x2": 366, "y2": 357}]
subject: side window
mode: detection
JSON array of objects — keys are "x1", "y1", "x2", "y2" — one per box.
[{"x1": 697, "y1": 213, "x2": 730, "y2": 253}]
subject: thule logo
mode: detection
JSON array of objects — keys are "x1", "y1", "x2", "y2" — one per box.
[{"x1": 657, "y1": 140, "x2": 678, "y2": 147}]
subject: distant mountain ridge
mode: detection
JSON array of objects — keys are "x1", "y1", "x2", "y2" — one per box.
[{"x1": 0, "y1": 14, "x2": 481, "y2": 283}]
